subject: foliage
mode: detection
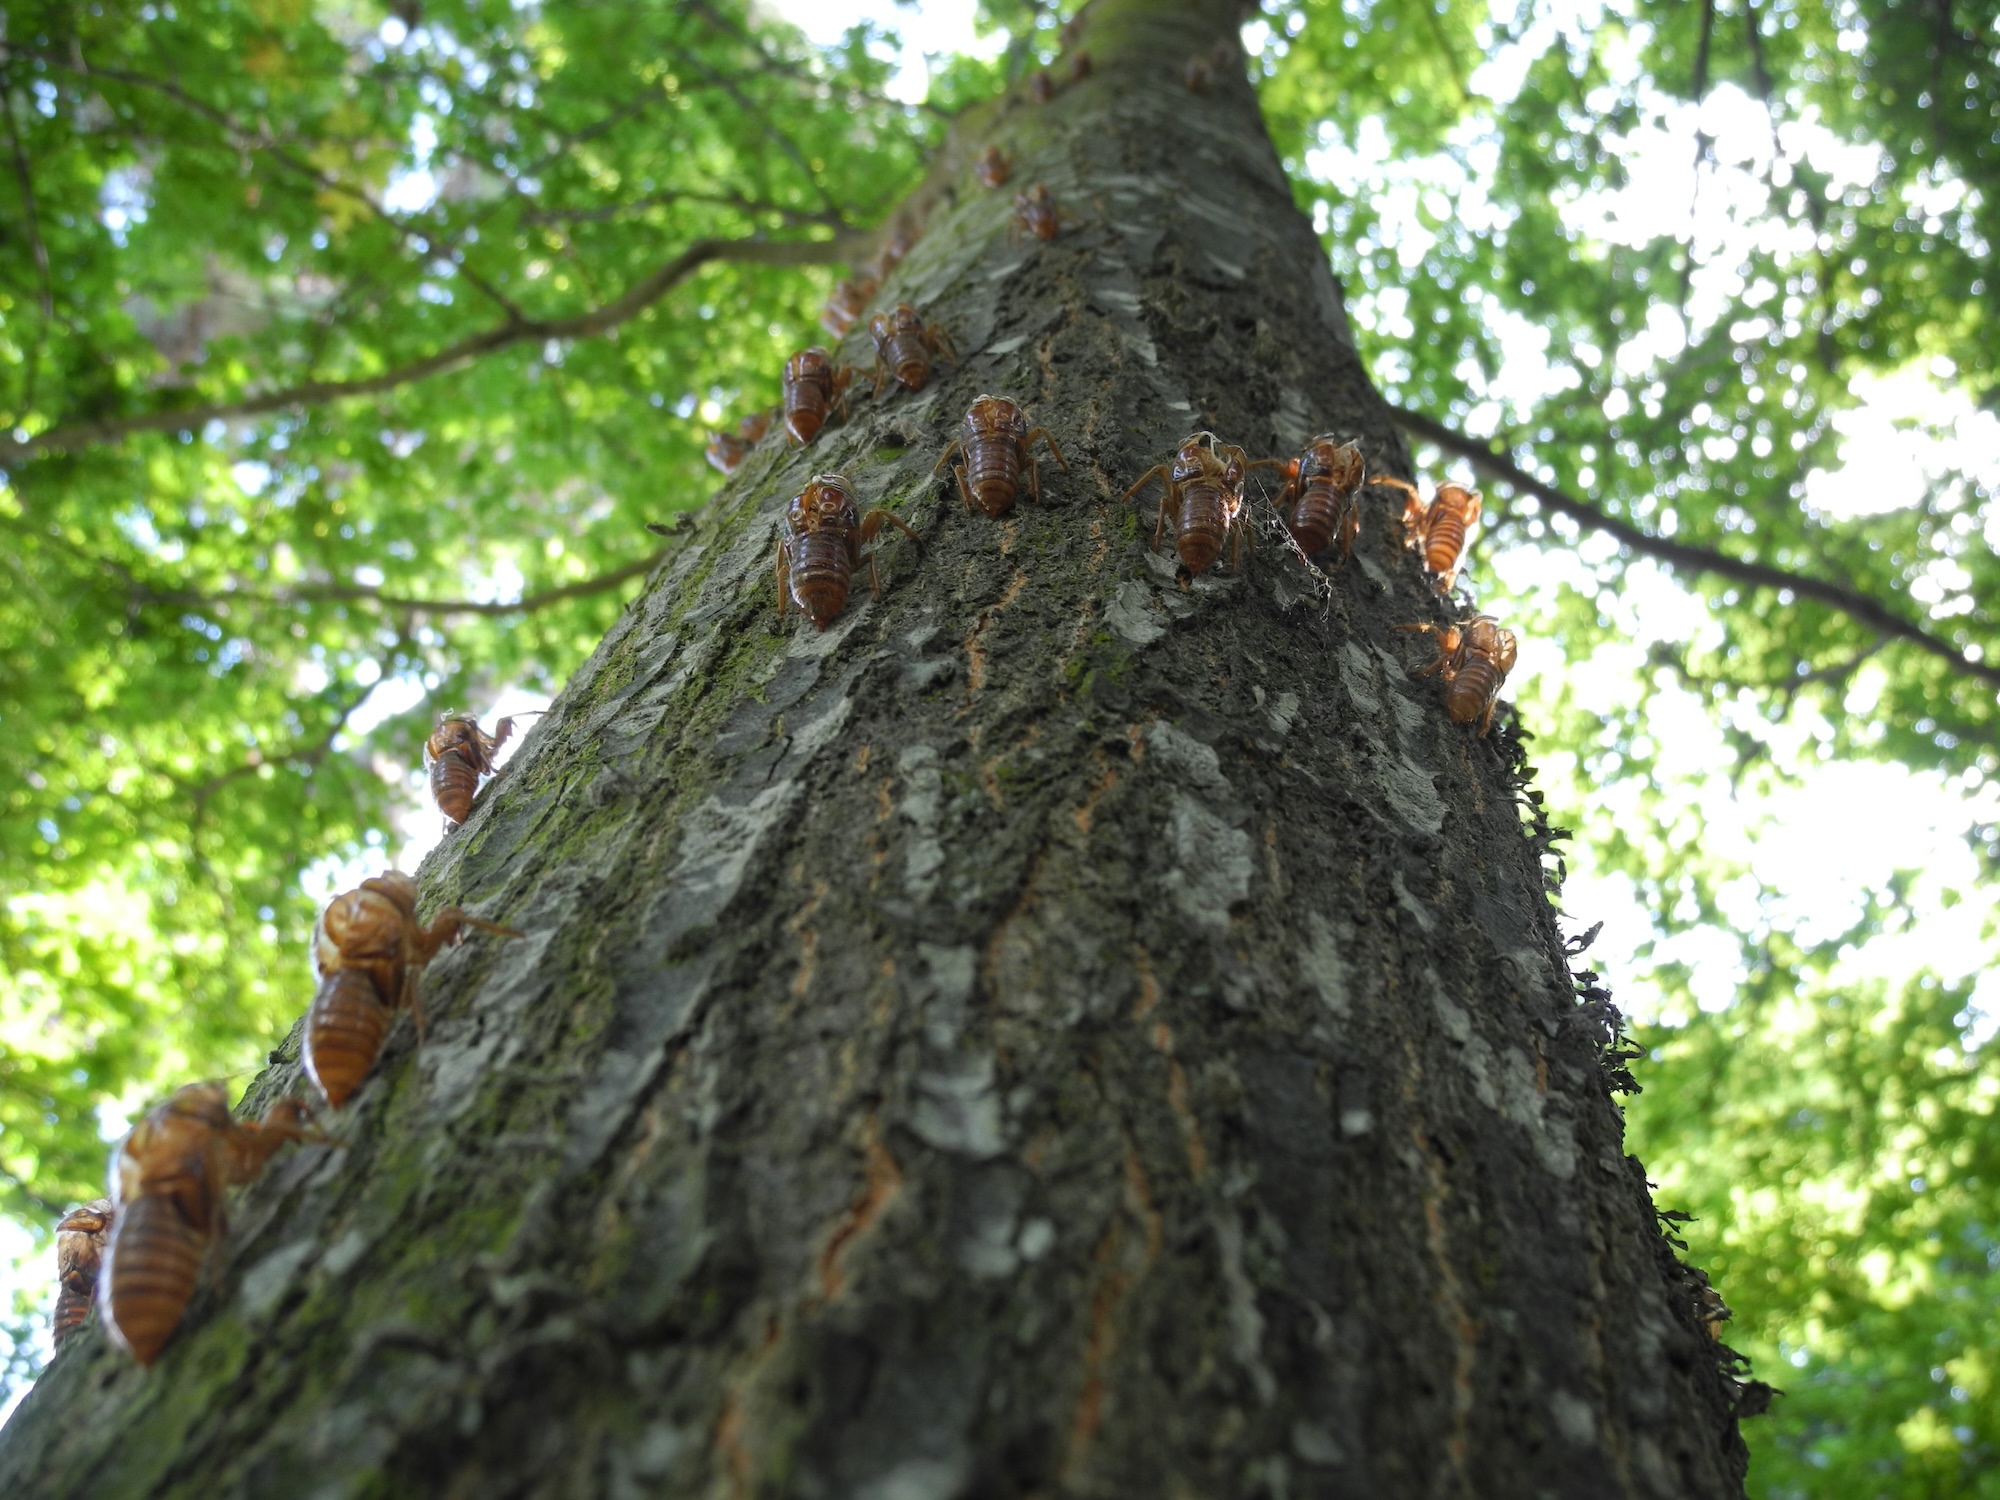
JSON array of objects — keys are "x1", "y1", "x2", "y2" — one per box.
[
  {"x1": 0, "y1": 0, "x2": 935, "y2": 1218},
  {"x1": 1, "y1": 0, "x2": 1995, "y2": 1491},
  {"x1": 1256, "y1": 0, "x2": 2000, "y2": 1492}
]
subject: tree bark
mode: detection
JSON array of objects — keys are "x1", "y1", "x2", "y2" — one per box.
[{"x1": 0, "y1": 0, "x2": 1751, "y2": 1494}]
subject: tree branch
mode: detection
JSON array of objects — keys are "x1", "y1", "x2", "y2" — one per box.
[
  {"x1": 29, "y1": 48, "x2": 523, "y2": 318},
  {"x1": 1387, "y1": 404, "x2": 2000, "y2": 693},
  {"x1": 98, "y1": 546, "x2": 671, "y2": 620},
  {"x1": 680, "y1": 52, "x2": 844, "y2": 219},
  {"x1": 520, "y1": 187, "x2": 850, "y2": 229},
  {"x1": 2, "y1": 232, "x2": 871, "y2": 458}
]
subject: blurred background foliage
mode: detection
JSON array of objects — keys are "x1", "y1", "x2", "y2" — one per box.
[{"x1": 0, "y1": 0, "x2": 1993, "y2": 1492}]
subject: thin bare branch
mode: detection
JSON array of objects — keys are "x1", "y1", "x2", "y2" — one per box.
[
  {"x1": 29, "y1": 47, "x2": 525, "y2": 322},
  {"x1": 680, "y1": 52, "x2": 843, "y2": 218},
  {"x1": 182, "y1": 669, "x2": 385, "y2": 915},
  {"x1": 1778, "y1": 635, "x2": 1889, "y2": 699},
  {"x1": 1388, "y1": 403, "x2": 2000, "y2": 693},
  {"x1": 1680, "y1": 0, "x2": 1718, "y2": 310},
  {"x1": 521, "y1": 187, "x2": 849, "y2": 229},
  {"x1": 98, "y1": 546, "x2": 670, "y2": 620},
  {"x1": 3, "y1": 231, "x2": 871, "y2": 458}
]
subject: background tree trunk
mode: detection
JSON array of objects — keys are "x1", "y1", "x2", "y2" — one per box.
[{"x1": 0, "y1": 0, "x2": 1751, "y2": 1494}]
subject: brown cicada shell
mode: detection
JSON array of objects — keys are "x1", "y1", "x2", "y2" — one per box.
[
  {"x1": 868, "y1": 303, "x2": 957, "y2": 395},
  {"x1": 1009, "y1": 183, "x2": 1073, "y2": 243},
  {"x1": 974, "y1": 145, "x2": 1012, "y2": 189},
  {"x1": 1372, "y1": 475, "x2": 1483, "y2": 591},
  {"x1": 1184, "y1": 56, "x2": 1213, "y2": 90},
  {"x1": 305, "y1": 871, "x2": 522, "y2": 1107},
  {"x1": 1398, "y1": 613, "x2": 1518, "y2": 734},
  {"x1": 1271, "y1": 435, "x2": 1366, "y2": 561},
  {"x1": 820, "y1": 276, "x2": 879, "y2": 338},
  {"x1": 774, "y1": 474, "x2": 921, "y2": 630},
  {"x1": 1028, "y1": 68, "x2": 1055, "y2": 103},
  {"x1": 100, "y1": 1085, "x2": 327, "y2": 1366},
  {"x1": 705, "y1": 429, "x2": 749, "y2": 476},
  {"x1": 934, "y1": 395, "x2": 1070, "y2": 518},
  {"x1": 426, "y1": 710, "x2": 540, "y2": 829},
  {"x1": 704, "y1": 407, "x2": 778, "y2": 477},
  {"x1": 53, "y1": 1198, "x2": 114, "y2": 1350},
  {"x1": 781, "y1": 346, "x2": 855, "y2": 445},
  {"x1": 1122, "y1": 432, "x2": 1254, "y2": 576},
  {"x1": 868, "y1": 222, "x2": 919, "y2": 282}
]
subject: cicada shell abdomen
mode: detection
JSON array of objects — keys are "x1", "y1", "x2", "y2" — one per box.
[
  {"x1": 52, "y1": 1199, "x2": 114, "y2": 1349},
  {"x1": 304, "y1": 967, "x2": 395, "y2": 1108},
  {"x1": 1422, "y1": 484, "x2": 1481, "y2": 587},
  {"x1": 965, "y1": 430, "x2": 1025, "y2": 517},
  {"x1": 1442, "y1": 658, "x2": 1504, "y2": 728},
  {"x1": 101, "y1": 1193, "x2": 208, "y2": 1367},
  {"x1": 885, "y1": 333, "x2": 931, "y2": 390},
  {"x1": 1287, "y1": 486, "x2": 1359, "y2": 560},
  {"x1": 786, "y1": 400, "x2": 826, "y2": 446},
  {"x1": 52, "y1": 1277, "x2": 93, "y2": 1349},
  {"x1": 782, "y1": 349, "x2": 839, "y2": 445},
  {"x1": 786, "y1": 531, "x2": 857, "y2": 629},
  {"x1": 1175, "y1": 480, "x2": 1233, "y2": 575},
  {"x1": 1285, "y1": 490, "x2": 1330, "y2": 558},
  {"x1": 429, "y1": 747, "x2": 481, "y2": 826}
]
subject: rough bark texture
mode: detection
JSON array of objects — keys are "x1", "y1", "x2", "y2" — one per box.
[{"x1": 0, "y1": 1, "x2": 1751, "y2": 1495}]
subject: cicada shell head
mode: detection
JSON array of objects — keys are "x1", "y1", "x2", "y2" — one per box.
[{"x1": 316, "y1": 877, "x2": 415, "y2": 975}]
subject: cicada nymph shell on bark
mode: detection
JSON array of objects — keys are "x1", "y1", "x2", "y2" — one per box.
[
  {"x1": 100, "y1": 1085, "x2": 326, "y2": 1366},
  {"x1": 305, "y1": 871, "x2": 522, "y2": 1108},
  {"x1": 426, "y1": 710, "x2": 541, "y2": 829},
  {"x1": 781, "y1": 346, "x2": 856, "y2": 445},
  {"x1": 868, "y1": 303, "x2": 957, "y2": 394},
  {"x1": 934, "y1": 395, "x2": 1069, "y2": 518},
  {"x1": 774, "y1": 474, "x2": 922, "y2": 630},
  {"x1": 974, "y1": 146, "x2": 1012, "y2": 188},
  {"x1": 1398, "y1": 613, "x2": 1518, "y2": 734},
  {"x1": 1270, "y1": 435, "x2": 1366, "y2": 561},
  {"x1": 1373, "y1": 474, "x2": 1484, "y2": 592},
  {"x1": 1009, "y1": 183, "x2": 1075, "y2": 242},
  {"x1": 52, "y1": 1198, "x2": 114, "y2": 1349},
  {"x1": 820, "y1": 276, "x2": 879, "y2": 338},
  {"x1": 1123, "y1": 432, "x2": 1255, "y2": 576},
  {"x1": 705, "y1": 407, "x2": 777, "y2": 476}
]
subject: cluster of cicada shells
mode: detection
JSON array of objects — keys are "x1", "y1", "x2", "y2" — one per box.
[
  {"x1": 47, "y1": 14, "x2": 1518, "y2": 1378},
  {"x1": 54, "y1": 821, "x2": 520, "y2": 1365},
  {"x1": 690, "y1": 22, "x2": 1514, "y2": 724}
]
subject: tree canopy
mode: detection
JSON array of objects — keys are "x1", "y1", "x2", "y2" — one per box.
[{"x1": 1, "y1": 0, "x2": 1994, "y2": 1492}]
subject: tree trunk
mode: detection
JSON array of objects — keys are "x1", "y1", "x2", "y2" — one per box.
[{"x1": 0, "y1": 1, "x2": 1750, "y2": 1494}]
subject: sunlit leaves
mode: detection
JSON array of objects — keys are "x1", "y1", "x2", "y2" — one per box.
[{"x1": 0, "y1": 0, "x2": 932, "y2": 1268}]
